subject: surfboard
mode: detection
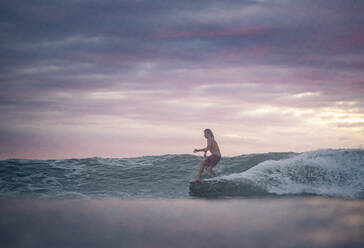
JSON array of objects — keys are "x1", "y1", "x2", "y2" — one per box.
[{"x1": 189, "y1": 180, "x2": 203, "y2": 184}]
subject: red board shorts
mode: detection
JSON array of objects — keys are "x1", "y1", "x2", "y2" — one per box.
[{"x1": 205, "y1": 154, "x2": 221, "y2": 167}]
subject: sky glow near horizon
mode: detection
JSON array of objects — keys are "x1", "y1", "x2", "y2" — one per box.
[{"x1": 0, "y1": 0, "x2": 363, "y2": 159}]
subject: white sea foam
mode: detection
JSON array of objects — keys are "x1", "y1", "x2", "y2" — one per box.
[{"x1": 217, "y1": 149, "x2": 364, "y2": 198}]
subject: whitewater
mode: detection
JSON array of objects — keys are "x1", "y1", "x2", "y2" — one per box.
[{"x1": 0, "y1": 149, "x2": 363, "y2": 199}]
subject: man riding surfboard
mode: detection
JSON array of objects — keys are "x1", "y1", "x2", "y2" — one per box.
[{"x1": 193, "y1": 129, "x2": 221, "y2": 182}]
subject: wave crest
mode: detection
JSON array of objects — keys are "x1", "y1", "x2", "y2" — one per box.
[{"x1": 190, "y1": 149, "x2": 364, "y2": 198}]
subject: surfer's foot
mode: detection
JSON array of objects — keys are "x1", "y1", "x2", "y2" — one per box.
[{"x1": 192, "y1": 178, "x2": 201, "y2": 182}]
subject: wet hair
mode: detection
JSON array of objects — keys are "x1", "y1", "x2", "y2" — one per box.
[{"x1": 204, "y1": 128, "x2": 214, "y2": 138}]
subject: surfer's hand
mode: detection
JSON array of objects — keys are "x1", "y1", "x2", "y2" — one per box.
[
  {"x1": 193, "y1": 149, "x2": 198, "y2": 153},
  {"x1": 204, "y1": 152, "x2": 207, "y2": 158}
]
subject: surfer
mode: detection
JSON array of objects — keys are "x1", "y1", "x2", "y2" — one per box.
[{"x1": 192, "y1": 129, "x2": 221, "y2": 182}]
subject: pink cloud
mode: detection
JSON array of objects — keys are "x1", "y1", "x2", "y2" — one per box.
[
  {"x1": 210, "y1": 45, "x2": 274, "y2": 60},
  {"x1": 151, "y1": 25, "x2": 274, "y2": 39},
  {"x1": 324, "y1": 26, "x2": 364, "y2": 52}
]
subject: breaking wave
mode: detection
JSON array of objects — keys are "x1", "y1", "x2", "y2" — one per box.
[{"x1": 190, "y1": 149, "x2": 364, "y2": 198}]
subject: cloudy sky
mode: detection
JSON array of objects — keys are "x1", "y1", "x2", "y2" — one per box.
[{"x1": 1, "y1": 0, "x2": 363, "y2": 159}]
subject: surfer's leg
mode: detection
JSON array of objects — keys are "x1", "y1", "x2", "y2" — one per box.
[
  {"x1": 207, "y1": 167, "x2": 217, "y2": 177},
  {"x1": 193, "y1": 160, "x2": 208, "y2": 182}
]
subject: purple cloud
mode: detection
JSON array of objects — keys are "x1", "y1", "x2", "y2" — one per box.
[{"x1": 0, "y1": 0, "x2": 363, "y2": 159}]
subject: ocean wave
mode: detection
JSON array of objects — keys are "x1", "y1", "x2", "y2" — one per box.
[
  {"x1": 1, "y1": 150, "x2": 363, "y2": 199},
  {"x1": 190, "y1": 149, "x2": 364, "y2": 198}
]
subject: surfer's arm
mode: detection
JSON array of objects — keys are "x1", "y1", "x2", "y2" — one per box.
[
  {"x1": 194, "y1": 147, "x2": 205, "y2": 153},
  {"x1": 193, "y1": 139, "x2": 212, "y2": 153}
]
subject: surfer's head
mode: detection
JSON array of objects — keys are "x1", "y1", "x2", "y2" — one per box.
[{"x1": 204, "y1": 129, "x2": 214, "y2": 138}]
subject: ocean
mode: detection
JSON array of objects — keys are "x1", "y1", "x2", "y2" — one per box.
[
  {"x1": 1, "y1": 149, "x2": 363, "y2": 199},
  {"x1": 1, "y1": 149, "x2": 363, "y2": 247}
]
